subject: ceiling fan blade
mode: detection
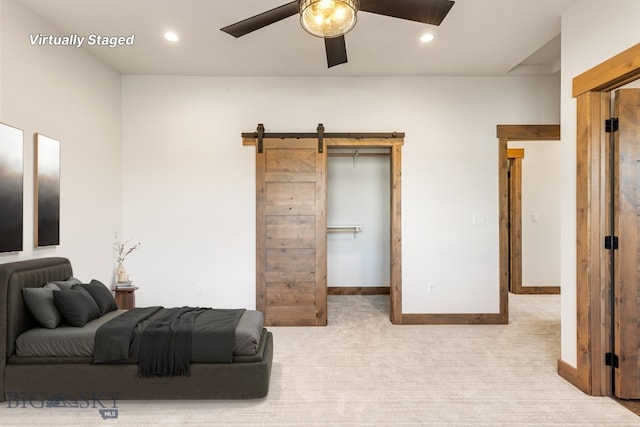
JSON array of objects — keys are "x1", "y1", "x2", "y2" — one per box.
[
  {"x1": 325, "y1": 36, "x2": 348, "y2": 68},
  {"x1": 220, "y1": 1, "x2": 299, "y2": 38},
  {"x1": 359, "y1": 0, "x2": 455, "y2": 26}
]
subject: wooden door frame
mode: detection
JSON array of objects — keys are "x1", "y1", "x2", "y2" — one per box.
[
  {"x1": 243, "y1": 131, "x2": 404, "y2": 324},
  {"x1": 497, "y1": 125, "x2": 561, "y2": 318},
  {"x1": 506, "y1": 145, "x2": 562, "y2": 295},
  {"x1": 557, "y1": 43, "x2": 640, "y2": 396},
  {"x1": 507, "y1": 149, "x2": 524, "y2": 294}
]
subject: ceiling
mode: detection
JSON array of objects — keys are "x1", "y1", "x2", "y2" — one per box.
[{"x1": 18, "y1": 0, "x2": 577, "y2": 77}]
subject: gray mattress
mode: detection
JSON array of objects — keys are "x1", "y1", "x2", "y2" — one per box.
[{"x1": 16, "y1": 309, "x2": 264, "y2": 359}]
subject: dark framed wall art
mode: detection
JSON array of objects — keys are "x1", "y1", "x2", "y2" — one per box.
[
  {"x1": 35, "y1": 133, "x2": 60, "y2": 247},
  {"x1": 0, "y1": 123, "x2": 24, "y2": 252}
]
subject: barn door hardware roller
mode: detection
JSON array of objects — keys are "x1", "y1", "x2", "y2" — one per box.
[
  {"x1": 317, "y1": 123, "x2": 324, "y2": 154},
  {"x1": 256, "y1": 123, "x2": 265, "y2": 154}
]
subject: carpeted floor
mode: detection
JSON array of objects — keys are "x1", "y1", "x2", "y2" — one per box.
[{"x1": 1, "y1": 294, "x2": 638, "y2": 426}]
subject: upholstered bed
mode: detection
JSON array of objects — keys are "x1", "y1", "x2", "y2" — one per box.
[{"x1": 0, "y1": 257, "x2": 273, "y2": 400}]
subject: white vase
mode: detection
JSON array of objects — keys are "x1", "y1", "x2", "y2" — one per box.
[{"x1": 116, "y1": 263, "x2": 128, "y2": 283}]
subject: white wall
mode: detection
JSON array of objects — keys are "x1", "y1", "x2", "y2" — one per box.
[
  {"x1": 327, "y1": 153, "x2": 390, "y2": 287},
  {"x1": 508, "y1": 141, "x2": 561, "y2": 287},
  {"x1": 122, "y1": 75, "x2": 559, "y2": 312},
  {"x1": 0, "y1": 0, "x2": 122, "y2": 283},
  {"x1": 560, "y1": 0, "x2": 640, "y2": 366}
]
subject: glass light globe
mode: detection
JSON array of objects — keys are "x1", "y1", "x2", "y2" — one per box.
[{"x1": 299, "y1": 0, "x2": 358, "y2": 38}]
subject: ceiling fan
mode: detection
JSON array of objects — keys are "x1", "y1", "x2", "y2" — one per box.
[{"x1": 221, "y1": 0, "x2": 455, "y2": 68}]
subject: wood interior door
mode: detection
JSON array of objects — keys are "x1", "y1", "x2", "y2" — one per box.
[
  {"x1": 613, "y1": 88, "x2": 640, "y2": 398},
  {"x1": 256, "y1": 137, "x2": 327, "y2": 326}
]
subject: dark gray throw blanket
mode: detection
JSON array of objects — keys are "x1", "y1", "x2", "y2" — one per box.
[
  {"x1": 94, "y1": 306, "x2": 246, "y2": 378},
  {"x1": 137, "y1": 307, "x2": 206, "y2": 378},
  {"x1": 94, "y1": 306, "x2": 161, "y2": 363}
]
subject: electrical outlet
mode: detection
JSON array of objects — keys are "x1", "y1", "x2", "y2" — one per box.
[
  {"x1": 196, "y1": 283, "x2": 205, "y2": 296},
  {"x1": 427, "y1": 283, "x2": 436, "y2": 295}
]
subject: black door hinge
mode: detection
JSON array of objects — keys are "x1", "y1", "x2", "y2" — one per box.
[
  {"x1": 605, "y1": 118, "x2": 619, "y2": 133},
  {"x1": 605, "y1": 352, "x2": 619, "y2": 368},
  {"x1": 604, "y1": 236, "x2": 619, "y2": 250}
]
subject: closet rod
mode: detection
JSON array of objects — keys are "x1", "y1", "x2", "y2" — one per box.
[
  {"x1": 327, "y1": 225, "x2": 362, "y2": 233},
  {"x1": 327, "y1": 153, "x2": 389, "y2": 157}
]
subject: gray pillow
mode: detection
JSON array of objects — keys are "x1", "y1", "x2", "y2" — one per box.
[
  {"x1": 46, "y1": 277, "x2": 82, "y2": 291},
  {"x1": 74, "y1": 280, "x2": 117, "y2": 315},
  {"x1": 22, "y1": 288, "x2": 62, "y2": 329},
  {"x1": 53, "y1": 287, "x2": 101, "y2": 327}
]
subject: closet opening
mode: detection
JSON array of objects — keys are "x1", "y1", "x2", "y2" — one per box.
[{"x1": 327, "y1": 148, "x2": 391, "y2": 310}]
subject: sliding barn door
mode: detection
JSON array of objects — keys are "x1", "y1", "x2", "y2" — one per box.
[
  {"x1": 256, "y1": 138, "x2": 327, "y2": 326},
  {"x1": 613, "y1": 88, "x2": 640, "y2": 398}
]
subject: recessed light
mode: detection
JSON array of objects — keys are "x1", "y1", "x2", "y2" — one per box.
[
  {"x1": 420, "y1": 33, "x2": 434, "y2": 43},
  {"x1": 164, "y1": 31, "x2": 179, "y2": 42}
]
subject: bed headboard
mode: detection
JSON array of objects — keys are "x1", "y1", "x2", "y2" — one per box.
[{"x1": 0, "y1": 258, "x2": 72, "y2": 396}]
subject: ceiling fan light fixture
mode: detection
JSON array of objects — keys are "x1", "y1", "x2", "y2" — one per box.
[{"x1": 299, "y1": 0, "x2": 358, "y2": 38}]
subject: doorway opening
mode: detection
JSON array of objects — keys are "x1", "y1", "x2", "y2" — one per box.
[
  {"x1": 497, "y1": 125, "x2": 561, "y2": 318},
  {"x1": 325, "y1": 140, "x2": 402, "y2": 324},
  {"x1": 506, "y1": 144, "x2": 561, "y2": 295},
  {"x1": 326, "y1": 147, "x2": 391, "y2": 312}
]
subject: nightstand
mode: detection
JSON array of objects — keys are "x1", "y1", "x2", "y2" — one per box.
[{"x1": 114, "y1": 286, "x2": 138, "y2": 310}]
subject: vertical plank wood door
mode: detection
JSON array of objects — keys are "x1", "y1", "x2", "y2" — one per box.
[
  {"x1": 613, "y1": 88, "x2": 640, "y2": 398},
  {"x1": 256, "y1": 138, "x2": 327, "y2": 326}
]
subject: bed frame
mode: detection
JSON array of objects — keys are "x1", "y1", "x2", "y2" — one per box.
[{"x1": 0, "y1": 257, "x2": 273, "y2": 400}]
